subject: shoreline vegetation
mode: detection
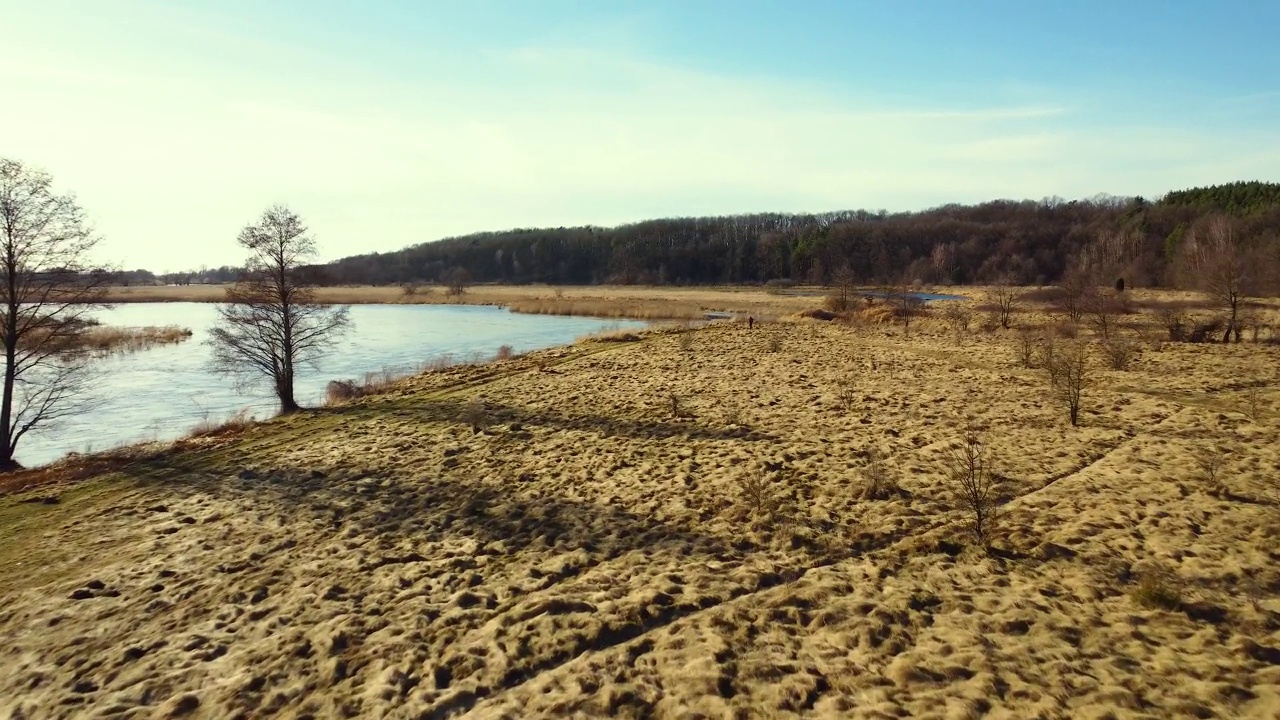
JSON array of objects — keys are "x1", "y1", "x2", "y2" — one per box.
[
  {"x1": 103, "y1": 282, "x2": 983, "y2": 321},
  {"x1": 3, "y1": 286, "x2": 1280, "y2": 716},
  {"x1": 77, "y1": 324, "x2": 194, "y2": 355}
]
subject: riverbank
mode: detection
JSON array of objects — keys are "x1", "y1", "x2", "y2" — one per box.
[
  {"x1": 104, "y1": 283, "x2": 978, "y2": 321},
  {"x1": 2, "y1": 302, "x2": 1279, "y2": 717}
]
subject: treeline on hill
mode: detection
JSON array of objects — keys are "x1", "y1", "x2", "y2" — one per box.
[{"x1": 150, "y1": 182, "x2": 1280, "y2": 290}]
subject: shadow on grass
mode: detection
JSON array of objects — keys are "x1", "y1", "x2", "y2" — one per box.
[{"x1": 314, "y1": 394, "x2": 778, "y2": 444}]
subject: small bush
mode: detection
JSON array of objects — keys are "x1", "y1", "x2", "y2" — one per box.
[
  {"x1": 461, "y1": 397, "x2": 488, "y2": 433},
  {"x1": 1015, "y1": 330, "x2": 1038, "y2": 368},
  {"x1": 739, "y1": 471, "x2": 778, "y2": 519},
  {"x1": 1101, "y1": 336, "x2": 1138, "y2": 370},
  {"x1": 325, "y1": 379, "x2": 365, "y2": 405},
  {"x1": 187, "y1": 408, "x2": 254, "y2": 438},
  {"x1": 860, "y1": 448, "x2": 901, "y2": 500},
  {"x1": 667, "y1": 392, "x2": 691, "y2": 418},
  {"x1": 1187, "y1": 318, "x2": 1223, "y2": 343},
  {"x1": 943, "y1": 305, "x2": 972, "y2": 337},
  {"x1": 1242, "y1": 384, "x2": 1264, "y2": 422},
  {"x1": 836, "y1": 379, "x2": 857, "y2": 413},
  {"x1": 1130, "y1": 564, "x2": 1182, "y2": 610},
  {"x1": 1156, "y1": 308, "x2": 1187, "y2": 342},
  {"x1": 1194, "y1": 445, "x2": 1226, "y2": 494},
  {"x1": 677, "y1": 331, "x2": 695, "y2": 352},
  {"x1": 494, "y1": 345, "x2": 515, "y2": 361},
  {"x1": 767, "y1": 335, "x2": 782, "y2": 353}
]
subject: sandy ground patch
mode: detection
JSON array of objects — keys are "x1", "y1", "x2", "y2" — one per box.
[{"x1": 2, "y1": 312, "x2": 1279, "y2": 718}]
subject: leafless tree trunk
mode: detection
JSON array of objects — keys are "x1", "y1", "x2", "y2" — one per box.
[
  {"x1": 209, "y1": 206, "x2": 350, "y2": 414},
  {"x1": 0, "y1": 159, "x2": 109, "y2": 470}
]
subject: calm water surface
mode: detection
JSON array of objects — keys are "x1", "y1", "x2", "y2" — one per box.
[{"x1": 19, "y1": 303, "x2": 645, "y2": 468}]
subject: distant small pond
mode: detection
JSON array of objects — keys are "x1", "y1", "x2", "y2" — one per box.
[{"x1": 18, "y1": 304, "x2": 645, "y2": 468}]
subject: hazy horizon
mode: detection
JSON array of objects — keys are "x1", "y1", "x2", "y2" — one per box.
[{"x1": 5, "y1": 1, "x2": 1279, "y2": 273}]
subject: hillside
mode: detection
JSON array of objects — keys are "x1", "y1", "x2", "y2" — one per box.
[{"x1": 297, "y1": 183, "x2": 1280, "y2": 291}]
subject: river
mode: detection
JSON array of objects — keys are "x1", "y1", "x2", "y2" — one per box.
[{"x1": 18, "y1": 303, "x2": 646, "y2": 468}]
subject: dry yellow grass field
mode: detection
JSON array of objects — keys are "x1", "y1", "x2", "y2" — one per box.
[
  {"x1": 2, "y1": 296, "x2": 1279, "y2": 718},
  {"x1": 103, "y1": 283, "x2": 836, "y2": 320}
]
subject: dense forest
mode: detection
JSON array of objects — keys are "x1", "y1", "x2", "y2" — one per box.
[{"x1": 157, "y1": 182, "x2": 1280, "y2": 289}]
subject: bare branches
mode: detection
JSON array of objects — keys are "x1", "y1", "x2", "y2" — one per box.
[
  {"x1": 0, "y1": 158, "x2": 109, "y2": 469},
  {"x1": 986, "y1": 281, "x2": 1018, "y2": 329},
  {"x1": 209, "y1": 206, "x2": 350, "y2": 413},
  {"x1": 1181, "y1": 216, "x2": 1264, "y2": 343},
  {"x1": 1045, "y1": 340, "x2": 1089, "y2": 426},
  {"x1": 945, "y1": 430, "x2": 1002, "y2": 547}
]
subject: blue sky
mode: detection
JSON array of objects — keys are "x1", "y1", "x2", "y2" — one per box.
[{"x1": 3, "y1": 1, "x2": 1278, "y2": 271}]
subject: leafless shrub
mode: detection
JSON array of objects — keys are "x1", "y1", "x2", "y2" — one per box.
[
  {"x1": 986, "y1": 282, "x2": 1019, "y2": 329},
  {"x1": 1187, "y1": 317, "x2": 1225, "y2": 343},
  {"x1": 443, "y1": 266, "x2": 469, "y2": 296},
  {"x1": 1037, "y1": 333, "x2": 1057, "y2": 370},
  {"x1": 187, "y1": 408, "x2": 255, "y2": 439},
  {"x1": 767, "y1": 335, "x2": 782, "y2": 353},
  {"x1": 1045, "y1": 340, "x2": 1089, "y2": 426},
  {"x1": 943, "y1": 304, "x2": 972, "y2": 337},
  {"x1": 401, "y1": 282, "x2": 421, "y2": 296},
  {"x1": 1242, "y1": 384, "x2": 1264, "y2": 422},
  {"x1": 945, "y1": 430, "x2": 1002, "y2": 547},
  {"x1": 836, "y1": 379, "x2": 857, "y2": 413},
  {"x1": 461, "y1": 397, "x2": 488, "y2": 434},
  {"x1": 1101, "y1": 335, "x2": 1139, "y2": 370},
  {"x1": 738, "y1": 470, "x2": 778, "y2": 519},
  {"x1": 677, "y1": 330, "x2": 695, "y2": 352},
  {"x1": 494, "y1": 345, "x2": 515, "y2": 361},
  {"x1": 1087, "y1": 290, "x2": 1126, "y2": 340},
  {"x1": 1194, "y1": 445, "x2": 1226, "y2": 494},
  {"x1": 860, "y1": 448, "x2": 901, "y2": 500},
  {"x1": 325, "y1": 379, "x2": 365, "y2": 405},
  {"x1": 667, "y1": 392, "x2": 693, "y2": 418},
  {"x1": 1156, "y1": 307, "x2": 1187, "y2": 342},
  {"x1": 1130, "y1": 562, "x2": 1182, "y2": 610},
  {"x1": 1015, "y1": 329, "x2": 1039, "y2": 368},
  {"x1": 722, "y1": 403, "x2": 744, "y2": 427}
]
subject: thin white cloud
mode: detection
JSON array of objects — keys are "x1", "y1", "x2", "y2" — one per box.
[{"x1": 0, "y1": 6, "x2": 1276, "y2": 272}]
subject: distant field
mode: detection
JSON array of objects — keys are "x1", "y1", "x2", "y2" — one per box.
[
  {"x1": 3, "y1": 298, "x2": 1279, "y2": 717},
  {"x1": 103, "y1": 283, "x2": 852, "y2": 320}
]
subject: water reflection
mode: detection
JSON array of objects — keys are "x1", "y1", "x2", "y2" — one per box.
[{"x1": 19, "y1": 303, "x2": 644, "y2": 468}]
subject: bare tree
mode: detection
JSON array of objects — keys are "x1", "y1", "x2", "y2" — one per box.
[
  {"x1": 825, "y1": 263, "x2": 856, "y2": 311},
  {"x1": 210, "y1": 206, "x2": 351, "y2": 413},
  {"x1": 0, "y1": 159, "x2": 109, "y2": 470},
  {"x1": 1045, "y1": 339, "x2": 1089, "y2": 426},
  {"x1": 986, "y1": 281, "x2": 1018, "y2": 329},
  {"x1": 1182, "y1": 217, "x2": 1257, "y2": 343},
  {"x1": 1057, "y1": 265, "x2": 1093, "y2": 322},
  {"x1": 1086, "y1": 289, "x2": 1125, "y2": 340},
  {"x1": 443, "y1": 267, "x2": 470, "y2": 296},
  {"x1": 945, "y1": 430, "x2": 1002, "y2": 547}
]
